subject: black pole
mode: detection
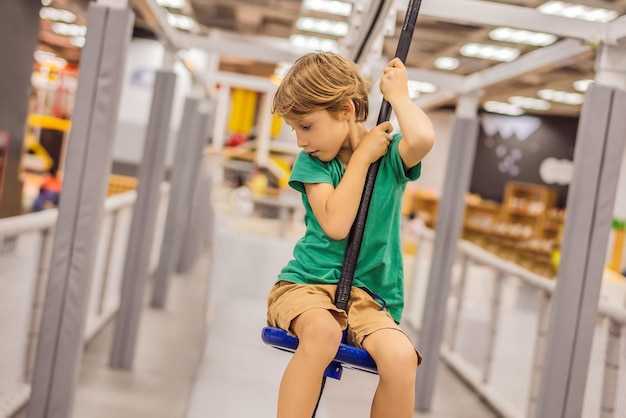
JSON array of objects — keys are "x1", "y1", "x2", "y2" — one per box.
[{"x1": 335, "y1": 0, "x2": 423, "y2": 311}]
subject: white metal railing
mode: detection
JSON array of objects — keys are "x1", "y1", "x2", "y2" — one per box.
[
  {"x1": 404, "y1": 225, "x2": 626, "y2": 418},
  {"x1": 0, "y1": 183, "x2": 171, "y2": 418}
]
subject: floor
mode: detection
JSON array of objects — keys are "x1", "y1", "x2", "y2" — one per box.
[{"x1": 66, "y1": 207, "x2": 498, "y2": 418}]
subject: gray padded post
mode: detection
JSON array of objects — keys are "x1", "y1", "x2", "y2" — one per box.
[
  {"x1": 177, "y1": 155, "x2": 213, "y2": 273},
  {"x1": 176, "y1": 110, "x2": 210, "y2": 273},
  {"x1": 109, "y1": 70, "x2": 177, "y2": 369},
  {"x1": 535, "y1": 85, "x2": 626, "y2": 418},
  {"x1": 26, "y1": 5, "x2": 133, "y2": 418},
  {"x1": 151, "y1": 98, "x2": 208, "y2": 308},
  {"x1": 414, "y1": 116, "x2": 480, "y2": 411}
]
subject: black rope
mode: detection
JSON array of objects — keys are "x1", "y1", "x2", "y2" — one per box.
[
  {"x1": 311, "y1": 376, "x2": 327, "y2": 417},
  {"x1": 334, "y1": 0, "x2": 423, "y2": 312},
  {"x1": 311, "y1": 2, "x2": 423, "y2": 414}
]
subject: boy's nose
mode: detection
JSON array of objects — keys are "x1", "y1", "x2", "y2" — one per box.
[{"x1": 296, "y1": 136, "x2": 307, "y2": 148}]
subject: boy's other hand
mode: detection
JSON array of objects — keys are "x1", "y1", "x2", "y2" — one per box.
[{"x1": 355, "y1": 121, "x2": 394, "y2": 164}]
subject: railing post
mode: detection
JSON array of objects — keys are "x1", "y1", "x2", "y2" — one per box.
[
  {"x1": 527, "y1": 290, "x2": 551, "y2": 418},
  {"x1": 24, "y1": 227, "x2": 55, "y2": 381},
  {"x1": 600, "y1": 318, "x2": 621, "y2": 418},
  {"x1": 97, "y1": 209, "x2": 119, "y2": 315},
  {"x1": 448, "y1": 253, "x2": 470, "y2": 351},
  {"x1": 483, "y1": 269, "x2": 504, "y2": 384}
]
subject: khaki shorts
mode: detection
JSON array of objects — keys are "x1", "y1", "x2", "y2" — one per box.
[{"x1": 267, "y1": 281, "x2": 421, "y2": 365}]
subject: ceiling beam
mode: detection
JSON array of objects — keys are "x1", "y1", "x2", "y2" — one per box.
[
  {"x1": 174, "y1": 30, "x2": 302, "y2": 63},
  {"x1": 607, "y1": 15, "x2": 626, "y2": 43},
  {"x1": 399, "y1": 0, "x2": 608, "y2": 44},
  {"x1": 342, "y1": 0, "x2": 396, "y2": 63},
  {"x1": 131, "y1": 0, "x2": 181, "y2": 49},
  {"x1": 369, "y1": 57, "x2": 465, "y2": 89},
  {"x1": 414, "y1": 89, "x2": 458, "y2": 110},
  {"x1": 414, "y1": 38, "x2": 591, "y2": 109},
  {"x1": 462, "y1": 38, "x2": 591, "y2": 93}
]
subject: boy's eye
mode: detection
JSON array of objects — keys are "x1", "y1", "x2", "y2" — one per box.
[{"x1": 301, "y1": 124, "x2": 311, "y2": 131}]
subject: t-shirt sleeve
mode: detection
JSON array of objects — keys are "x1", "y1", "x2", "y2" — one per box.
[
  {"x1": 387, "y1": 133, "x2": 421, "y2": 183},
  {"x1": 288, "y1": 151, "x2": 334, "y2": 194}
]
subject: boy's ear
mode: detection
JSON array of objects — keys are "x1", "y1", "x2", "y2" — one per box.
[{"x1": 340, "y1": 100, "x2": 356, "y2": 119}]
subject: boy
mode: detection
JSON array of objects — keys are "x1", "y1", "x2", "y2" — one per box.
[{"x1": 267, "y1": 51, "x2": 435, "y2": 417}]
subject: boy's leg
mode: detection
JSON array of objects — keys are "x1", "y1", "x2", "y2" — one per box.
[
  {"x1": 362, "y1": 329, "x2": 418, "y2": 418},
  {"x1": 278, "y1": 308, "x2": 343, "y2": 418}
]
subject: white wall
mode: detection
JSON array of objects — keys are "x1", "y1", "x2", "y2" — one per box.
[{"x1": 113, "y1": 38, "x2": 205, "y2": 166}]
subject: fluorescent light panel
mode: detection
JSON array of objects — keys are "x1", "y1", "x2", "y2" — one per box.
[
  {"x1": 156, "y1": 0, "x2": 186, "y2": 8},
  {"x1": 167, "y1": 13, "x2": 196, "y2": 31},
  {"x1": 407, "y1": 80, "x2": 437, "y2": 99},
  {"x1": 484, "y1": 101, "x2": 524, "y2": 116},
  {"x1": 573, "y1": 78, "x2": 593, "y2": 92},
  {"x1": 296, "y1": 17, "x2": 349, "y2": 36},
  {"x1": 34, "y1": 50, "x2": 67, "y2": 68},
  {"x1": 538, "y1": 1, "x2": 618, "y2": 22},
  {"x1": 303, "y1": 0, "x2": 352, "y2": 16},
  {"x1": 71, "y1": 36, "x2": 86, "y2": 48},
  {"x1": 460, "y1": 42, "x2": 520, "y2": 62},
  {"x1": 40, "y1": 7, "x2": 76, "y2": 23},
  {"x1": 509, "y1": 96, "x2": 551, "y2": 111},
  {"x1": 434, "y1": 56, "x2": 459, "y2": 70},
  {"x1": 289, "y1": 34, "x2": 338, "y2": 52},
  {"x1": 489, "y1": 27, "x2": 557, "y2": 46},
  {"x1": 538, "y1": 88, "x2": 584, "y2": 105},
  {"x1": 51, "y1": 22, "x2": 87, "y2": 37}
]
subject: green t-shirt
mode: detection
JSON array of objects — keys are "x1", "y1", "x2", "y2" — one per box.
[{"x1": 278, "y1": 134, "x2": 421, "y2": 323}]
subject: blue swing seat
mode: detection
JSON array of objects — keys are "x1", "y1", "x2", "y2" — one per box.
[{"x1": 262, "y1": 327, "x2": 378, "y2": 380}]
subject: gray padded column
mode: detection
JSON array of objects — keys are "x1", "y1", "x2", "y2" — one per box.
[
  {"x1": 177, "y1": 156, "x2": 213, "y2": 273},
  {"x1": 151, "y1": 97, "x2": 208, "y2": 308},
  {"x1": 26, "y1": 5, "x2": 133, "y2": 418},
  {"x1": 415, "y1": 93, "x2": 480, "y2": 412},
  {"x1": 0, "y1": 1, "x2": 40, "y2": 217},
  {"x1": 176, "y1": 109, "x2": 211, "y2": 273},
  {"x1": 109, "y1": 70, "x2": 177, "y2": 369},
  {"x1": 535, "y1": 84, "x2": 626, "y2": 417}
]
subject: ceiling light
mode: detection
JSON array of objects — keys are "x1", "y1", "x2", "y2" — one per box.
[
  {"x1": 434, "y1": 56, "x2": 459, "y2": 70},
  {"x1": 34, "y1": 50, "x2": 67, "y2": 69},
  {"x1": 509, "y1": 96, "x2": 551, "y2": 111},
  {"x1": 70, "y1": 36, "x2": 86, "y2": 48},
  {"x1": 537, "y1": 1, "x2": 618, "y2": 22},
  {"x1": 484, "y1": 101, "x2": 524, "y2": 116},
  {"x1": 407, "y1": 80, "x2": 437, "y2": 99},
  {"x1": 460, "y1": 42, "x2": 520, "y2": 62},
  {"x1": 573, "y1": 78, "x2": 594, "y2": 92},
  {"x1": 303, "y1": 0, "x2": 352, "y2": 16},
  {"x1": 51, "y1": 22, "x2": 87, "y2": 37},
  {"x1": 156, "y1": 0, "x2": 186, "y2": 9},
  {"x1": 289, "y1": 34, "x2": 338, "y2": 52},
  {"x1": 538, "y1": 88, "x2": 584, "y2": 105},
  {"x1": 296, "y1": 17, "x2": 349, "y2": 37},
  {"x1": 40, "y1": 7, "x2": 77, "y2": 23},
  {"x1": 167, "y1": 13, "x2": 196, "y2": 31},
  {"x1": 489, "y1": 27, "x2": 557, "y2": 47}
]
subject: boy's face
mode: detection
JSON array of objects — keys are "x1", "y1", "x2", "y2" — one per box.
[{"x1": 285, "y1": 109, "x2": 349, "y2": 162}]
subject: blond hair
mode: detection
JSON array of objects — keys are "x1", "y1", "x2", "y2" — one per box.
[{"x1": 272, "y1": 52, "x2": 370, "y2": 122}]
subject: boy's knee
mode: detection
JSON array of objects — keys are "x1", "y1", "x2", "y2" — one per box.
[
  {"x1": 376, "y1": 338, "x2": 418, "y2": 380},
  {"x1": 294, "y1": 311, "x2": 342, "y2": 357}
]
